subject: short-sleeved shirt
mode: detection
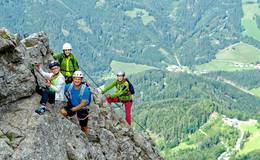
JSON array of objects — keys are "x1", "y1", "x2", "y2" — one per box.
[{"x1": 65, "y1": 83, "x2": 91, "y2": 108}]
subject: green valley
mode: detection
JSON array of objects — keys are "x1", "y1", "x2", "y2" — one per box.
[
  {"x1": 130, "y1": 70, "x2": 260, "y2": 159},
  {"x1": 1, "y1": 0, "x2": 260, "y2": 159},
  {"x1": 239, "y1": 121, "x2": 260, "y2": 155},
  {"x1": 110, "y1": 60, "x2": 157, "y2": 75},
  {"x1": 241, "y1": 0, "x2": 260, "y2": 41},
  {"x1": 196, "y1": 43, "x2": 260, "y2": 72}
]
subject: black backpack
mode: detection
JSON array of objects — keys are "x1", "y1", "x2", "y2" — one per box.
[{"x1": 125, "y1": 79, "x2": 135, "y2": 95}]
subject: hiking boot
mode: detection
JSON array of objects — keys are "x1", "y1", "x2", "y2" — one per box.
[
  {"x1": 35, "y1": 106, "x2": 46, "y2": 115},
  {"x1": 81, "y1": 127, "x2": 88, "y2": 135}
]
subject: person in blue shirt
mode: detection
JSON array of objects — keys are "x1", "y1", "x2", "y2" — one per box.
[{"x1": 60, "y1": 71, "x2": 91, "y2": 135}]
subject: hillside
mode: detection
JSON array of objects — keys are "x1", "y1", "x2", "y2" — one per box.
[
  {"x1": 195, "y1": 43, "x2": 260, "y2": 72},
  {"x1": 131, "y1": 70, "x2": 260, "y2": 114},
  {"x1": 0, "y1": 0, "x2": 246, "y2": 76},
  {"x1": 1, "y1": 0, "x2": 260, "y2": 160},
  {"x1": 128, "y1": 70, "x2": 260, "y2": 159},
  {"x1": 204, "y1": 70, "x2": 260, "y2": 90}
]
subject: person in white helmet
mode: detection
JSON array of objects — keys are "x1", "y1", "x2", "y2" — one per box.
[
  {"x1": 99, "y1": 71, "x2": 134, "y2": 126},
  {"x1": 60, "y1": 71, "x2": 91, "y2": 135},
  {"x1": 52, "y1": 42, "x2": 80, "y2": 84}
]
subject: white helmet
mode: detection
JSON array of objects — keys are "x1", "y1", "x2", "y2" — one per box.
[
  {"x1": 116, "y1": 70, "x2": 125, "y2": 76},
  {"x1": 63, "y1": 42, "x2": 72, "y2": 50},
  {"x1": 73, "y1": 71, "x2": 84, "y2": 78}
]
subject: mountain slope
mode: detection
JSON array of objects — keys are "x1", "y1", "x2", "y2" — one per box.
[
  {"x1": 0, "y1": 0, "x2": 246, "y2": 75},
  {"x1": 132, "y1": 70, "x2": 260, "y2": 114},
  {"x1": 129, "y1": 70, "x2": 260, "y2": 159}
]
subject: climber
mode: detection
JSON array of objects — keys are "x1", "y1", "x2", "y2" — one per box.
[
  {"x1": 34, "y1": 60, "x2": 66, "y2": 115},
  {"x1": 52, "y1": 42, "x2": 80, "y2": 84},
  {"x1": 60, "y1": 71, "x2": 91, "y2": 135},
  {"x1": 98, "y1": 71, "x2": 134, "y2": 126}
]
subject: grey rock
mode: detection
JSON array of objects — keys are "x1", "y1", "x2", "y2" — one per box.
[
  {"x1": 0, "y1": 29, "x2": 163, "y2": 160},
  {"x1": 0, "y1": 139, "x2": 13, "y2": 160},
  {"x1": 0, "y1": 28, "x2": 15, "y2": 53},
  {"x1": 0, "y1": 28, "x2": 50, "y2": 106},
  {"x1": 99, "y1": 128, "x2": 118, "y2": 160}
]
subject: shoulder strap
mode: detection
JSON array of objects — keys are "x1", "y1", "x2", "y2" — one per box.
[
  {"x1": 122, "y1": 80, "x2": 128, "y2": 90},
  {"x1": 125, "y1": 79, "x2": 129, "y2": 84},
  {"x1": 66, "y1": 83, "x2": 87, "y2": 99},
  {"x1": 67, "y1": 83, "x2": 74, "y2": 98},
  {"x1": 80, "y1": 84, "x2": 86, "y2": 98}
]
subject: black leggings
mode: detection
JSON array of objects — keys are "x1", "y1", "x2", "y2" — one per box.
[{"x1": 39, "y1": 88, "x2": 55, "y2": 105}]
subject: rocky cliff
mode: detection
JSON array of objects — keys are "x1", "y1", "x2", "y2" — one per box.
[{"x1": 0, "y1": 28, "x2": 163, "y2": 160}]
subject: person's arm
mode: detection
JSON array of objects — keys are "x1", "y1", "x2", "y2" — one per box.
[
  {"x1": 73, "y1": 55, "x2": 80, "y2": 71},
  {"x1": 49, "y1": 76, "x2": 65, "y2": 92},
  {"x1": 39, "y1": 67, "x2": 52, "y2": 79},
  {"x1": 53, "y1": 52, "x2": 61, "y2": 60},
  {"x1": 111, "y1": 81, "x2": 129, "y2": 98},
  {"x1": 71, "y1": 100, "x2": 86, "y2": 112},
  {"x1": 101, "y1": 80, "x2": 117, "y2": 93},
  {"x1": 71, "y1": 87, "x2": 91, "y2": 112}
]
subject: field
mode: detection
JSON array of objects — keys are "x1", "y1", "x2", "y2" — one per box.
[
  {"x1": 76, "y1": 19, "x2": 92, "y2": 33},
  {"x1": 195, "y1": 43, "x2": 260, "y2": 72},
  {"x1": 125, "y1": 8, "x2": 155, "y2": 25},
  {"x1": 157, "y1": 114, "x2": 240, "y2": 159},
  {"x1": 110, "y1": 60, "x2": 157, "y2": 75},
  {"x1": 241, "y1": 0, "x2": 260, "y2": 41},
  {"x1": 239, "y1": 122, "x2": 260, "y2": 155},
  {"x1": 250, "y1": 87, "x2": 260, "y2": 98}
]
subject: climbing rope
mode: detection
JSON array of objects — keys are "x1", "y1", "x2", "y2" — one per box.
[{"x1": 79, "y1": 66, "x2": 149, "y2": 134}]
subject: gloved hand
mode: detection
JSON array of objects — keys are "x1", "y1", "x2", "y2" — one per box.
[
  {"x1": 45, "y1": 80, "x2": 51, "y2": 87},
  {"x1": 34, "y1": 64, "x2": 40, "y2": 72},
  {"x1": 67, "y1": 107, "x2": 75, "y2": 116},
  {"x1": 97, "y1": 88, "x2": 103, "y2": 94},
  {"x1": 48, "y1": 48, "x2": 54, "y2": 55},
  {"x1": 106, "y1": 94, "x2": 111, "y2": 99}
]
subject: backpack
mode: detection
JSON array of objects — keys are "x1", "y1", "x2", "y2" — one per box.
[
  {"x1": 66, "y1": 82, "x2": 92, "y2": 107},
  {"x1": 125, "y1": 79, "x2": 135, "y2": 95}
]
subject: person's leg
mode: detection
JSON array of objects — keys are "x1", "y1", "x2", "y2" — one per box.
[
  {"x1": 60, "y1": 107, "x2": 68, "y2": 117},
  {"x1": 48, "y1": 91, "x2": 56, "y2": 104},
  {"x1": 60, "y1": 106, "x2": 76, "y2": 117},
  {"x1": 106, "y1": 96, "x2": 120, "y2": 112},
  {"x1": 124, "y1": 101, "x2": 133, "y2": 126},
  {"x1": 77, "y1": 109, "x2": 89, "y2": 135},
  {"x1": 35, "y1": 89, "x2": 49, "y2": 114},
  {"x1": 36, "y1": 86, "x2": 43, "y2": 95},
  {"x1": 106, "y1": 96, "x2": 120, "y2": 105},
  {"x1": 40, "y1": 89, "x2": 49, "y2": 106}
]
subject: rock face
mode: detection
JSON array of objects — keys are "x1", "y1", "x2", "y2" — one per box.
[
  {"x1": 0, "y1": 28, "x2": 52, "y2": 105},
  {"x1": 0, "y1": 28, "x2": 163, "y2": 160}
]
